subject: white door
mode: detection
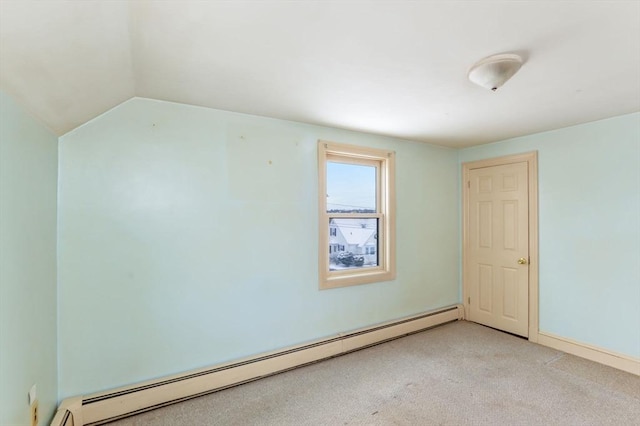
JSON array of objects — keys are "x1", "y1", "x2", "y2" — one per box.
[{"x1": 467, "y1": 161, "x2": 529, "y2": 337}]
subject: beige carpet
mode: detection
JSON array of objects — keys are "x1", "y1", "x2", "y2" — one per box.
[{"x1": 108, "y1": 321, "x2": 640, "y2": 425}]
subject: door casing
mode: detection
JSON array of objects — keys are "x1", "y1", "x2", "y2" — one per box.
[{"x1": 462, "y1": 152, "x2": 539, "y2": 342}]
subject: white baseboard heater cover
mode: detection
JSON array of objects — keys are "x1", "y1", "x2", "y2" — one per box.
[{"x1": 51, "y1": 305, "x2": 463, "y2": 426}]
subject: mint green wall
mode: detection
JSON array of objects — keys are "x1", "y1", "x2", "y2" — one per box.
[
  {"x1": 12, "y1": 90, "x2": 635, "y2": 404},
  {"x1": 57, "y1": 98, "x2": 460, "y2": 398},
  {"x1": 0, "y1": 92, "x2": 58, "y2": 425},
  {"x1": 459, "y1": 113, "x2": 640, "y2": 358}
]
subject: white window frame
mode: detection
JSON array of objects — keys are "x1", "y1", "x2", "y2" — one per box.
[{"x1": 318, "y1": 140, "x2": 396, "y2": 289}]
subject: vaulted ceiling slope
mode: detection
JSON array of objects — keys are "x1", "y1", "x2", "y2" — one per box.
[{"x1": 1, "y1": 1, "x2": 639, "y2": 147}]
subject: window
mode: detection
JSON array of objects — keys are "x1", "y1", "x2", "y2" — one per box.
[{"x1": 318, "y1": 140, "x2": 395, "y2": 289}]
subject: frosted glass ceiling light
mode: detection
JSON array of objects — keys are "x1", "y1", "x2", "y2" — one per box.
[{"x1": 468, "y1": 53, "x2": 523, "y2": 91}]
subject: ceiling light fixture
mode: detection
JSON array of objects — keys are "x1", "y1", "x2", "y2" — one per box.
[{"x1": 468, "y1": 53, "x2": 523, "y2": 92}]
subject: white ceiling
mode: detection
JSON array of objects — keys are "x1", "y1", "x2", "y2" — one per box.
[{"x1": 1, "y1": 1, "x2": 639, "y2": 147}]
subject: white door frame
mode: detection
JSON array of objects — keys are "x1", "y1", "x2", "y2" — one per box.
[{"x1": 462, "y1": 152, "x2": 539, "y2": 342}]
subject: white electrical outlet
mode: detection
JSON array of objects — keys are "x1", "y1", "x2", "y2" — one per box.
[
  {"x1": 28, "y1": 384, "x2": 37, "y2": 405},
  {"x1": 28, "y1": 384, "x2": 38, "y2": 426}
]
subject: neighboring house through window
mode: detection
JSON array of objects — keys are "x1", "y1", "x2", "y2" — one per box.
[{"x1": 318, "y1": 140, "x2": 396, "y2": 289}]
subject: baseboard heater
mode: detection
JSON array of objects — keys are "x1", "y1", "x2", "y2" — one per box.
[{"x1": 51, "y1": 305, "x2": 463, "y2": 426}]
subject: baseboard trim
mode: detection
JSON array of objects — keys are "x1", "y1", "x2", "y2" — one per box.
[
  {"x1": 50, "y1": 409, "x2": 73, "y2": 426},
  {"x1": 537, "y1": 331, "x2": 640, "y2": 376},
  {"x1": 52, "y1": 305, "x2": 463, "y2": 426},
  {"x1": 50, "y1": 397, "x2": 82, "y2": 426}
]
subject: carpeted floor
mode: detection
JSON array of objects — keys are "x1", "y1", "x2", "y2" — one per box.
[{"x1": 108, "y1": 320, "x2": 640, "y2": 425}]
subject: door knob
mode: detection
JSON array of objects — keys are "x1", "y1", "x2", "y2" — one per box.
[{"x1": 517, "y1": 257, "x2": 528, "y2": 265}]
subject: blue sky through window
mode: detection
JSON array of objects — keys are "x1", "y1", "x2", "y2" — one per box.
[{"x1": 326, "y1": 161, "x2": 376, "y2": 212}]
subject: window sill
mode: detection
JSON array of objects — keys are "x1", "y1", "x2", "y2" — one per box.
[{"x1": 320, "y1": 269, "x2": 395, "y2": 290}]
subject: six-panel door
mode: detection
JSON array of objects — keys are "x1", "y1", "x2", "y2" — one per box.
[{"x1": 468, "y1": 162, "x2": 529, "y2": 337}]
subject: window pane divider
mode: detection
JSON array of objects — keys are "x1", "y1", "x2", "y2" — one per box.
[{"x1": 325, "y1": 213, "x2": 382, "y2": 219}]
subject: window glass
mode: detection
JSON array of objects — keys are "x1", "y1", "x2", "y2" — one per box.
[
  {"x1": 328, "y1": 218, "x2": 379, "y2": 271},
  {"x1": 326, "y1": 162, "x2": 376, "y2": 213}
]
